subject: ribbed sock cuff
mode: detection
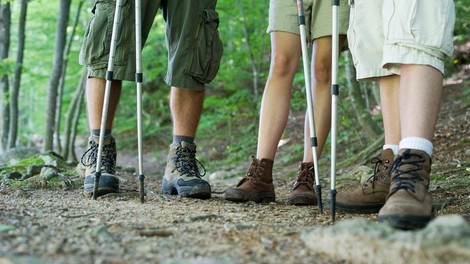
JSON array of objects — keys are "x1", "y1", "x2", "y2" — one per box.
[
  {"x1": 399, "y1": 137, "x2": 433, "y2": 156},
  {"x1": 383, "y1": 144, "x2": 399, "y2": 155}
]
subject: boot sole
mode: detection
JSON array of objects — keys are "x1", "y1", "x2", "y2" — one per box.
[
  {"x1": 378, "y1": 214, "x2": 433, "y2": 230},
  {"x1": 288, "y1": 194, "x2": 317, "y2": 206},
  {"x1": 83, "y1": 174, "x2": 119, "y2": 197},
  {"x1": 334, "y1": 201, "x2": 385, "y2": 214},
  {"x1": 225, "y1": 189, "x2": 275, "y2": 203},
  {"x1": 162, "y1": 178, "x2": 211, "y2": 199}
]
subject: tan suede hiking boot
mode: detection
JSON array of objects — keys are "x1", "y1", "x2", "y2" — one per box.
[
  {"x1": 224, "y1": 156, "x2": 275, "y2": 203},
  {"x1": 335, "y1": 149, "x2": 394, "y2": 213},
  {"x1": 161, "y1": 142, "x2": 211, "y2": 199},
  {"x1": 81, "y1": 136, "x2": 119, "y2": 196},
  {"x1": 288, "y1": 162, "x2": 317, "y2": 205},
  {"x1": 378, "y1": 149, "x2": 433, "y2": 230}
]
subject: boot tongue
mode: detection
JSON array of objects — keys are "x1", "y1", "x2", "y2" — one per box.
[{"x1": 180, "y1": 141, "x2": 196, "y2": 150}]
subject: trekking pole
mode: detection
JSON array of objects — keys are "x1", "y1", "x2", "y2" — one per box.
[
  {"x1": 330, "y1": 0, "x2": 340, "y2": 222},
  {"x1": 134, "y1": 0, "x2": 146, "y2": 203},
  {"x1": 296, "y1": 0, "x2": 323, "y2": 214},
  {"x1": 93, "y1": 0, "x2": 125, "y2": 200}
]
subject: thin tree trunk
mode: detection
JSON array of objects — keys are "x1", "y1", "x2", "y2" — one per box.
[
  {"x1": 237, "y1": 0, "x2": 259, "y2": 104},
  {"x1": 63, "y1": 70, "x2": 86, "y2": 161},
  {"x1": 344, "y1": 51, "x2": 382, "y2": 138},
  {"x1": 7, "y1": 0, "x2": 27, "y2": 149},
  {"x1": 55, "y1": 0, "x2": 84, "y2": 153},
  {"x1": 0, "y1": 2, "x2": 11, "y2": 152},
  {"x1": 69, "y1": 77, "x2": 86, "y2": 163},
  {"x1": 44, "y1": 0, "x2": 72, "y2": 152}
]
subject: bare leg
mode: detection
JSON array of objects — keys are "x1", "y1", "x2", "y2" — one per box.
[
  {"x1": 379, "y1": 75, "x2": 401, "y2": 145},
  {"x1": 86, "y1": 77, "x2": 122, "y2": 130},
  {"x1": 256, "y1": 32, "x2": 301, "y2": 160},
  {"x1": 170, "y1": 86, "x2": 205, "y2": 138},
  {"x1": 399, "y1": 65, "x2": 443, "y2": 140}
]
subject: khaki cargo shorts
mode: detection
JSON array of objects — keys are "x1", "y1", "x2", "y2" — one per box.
[
  {"x1": 348, "y1": 0, "x2": 455, "y2": 80},
  {"x1": 267, "y1": 0, "x2": 350, "y2": 40},
  {"x1": 79, "y1": 0, "x2": 223, "y2": 90}
]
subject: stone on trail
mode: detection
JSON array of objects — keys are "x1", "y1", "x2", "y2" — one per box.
[{"x1": 301, "y1": 215, "x2": 470, "y2": 264}]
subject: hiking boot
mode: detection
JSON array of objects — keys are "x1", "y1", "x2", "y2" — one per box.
[
  {"x1": 161, "y1": 142, "x2": 211, "y2": 199},
  {"x1": 378, "y1": 149, "x2": 433, "y2": 230},
  {"x1": 224, "y1": 156, "x2": 275, "y2": 203},
  {"x1": 335, "y1": 149, "x2": 394, "y2": 213},
  {"x1": 288, "y1": 162, "x2": 317, "y2": 205},
  {"x1": 81, "y1": 136, "x2": 119, "y2": 196}
]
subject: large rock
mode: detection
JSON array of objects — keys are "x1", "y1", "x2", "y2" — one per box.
[
  {"x1": 301, "y1": 215, "x2": 470, "y2": 264},
  {"x1": 0, "y1": 147, "x2": 40, "y2": 166}
]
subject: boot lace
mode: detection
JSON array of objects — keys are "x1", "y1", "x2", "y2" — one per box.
[
  {"x1": 244, "y1": 156, "x2": 263, "y2": 184},
  {"x1": 172, "y1": 145, "x2": 206, "y2": 178},
  {"x1": 80, "y1": 140, "x2": 116, "y2": 174},
  {"x1": 364, "y1": 154, "x2": 390, "y2": 190},
  {"x1": 388, "y1": 150, "x2": 425, "y2": 193},
  {"x1": 295, "y1": 164, "x2": 314, "y2": 185}
]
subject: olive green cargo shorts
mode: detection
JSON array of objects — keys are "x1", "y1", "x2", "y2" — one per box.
[{"x1": 79, "y1": 0, "x2": 223, "y2": 90}]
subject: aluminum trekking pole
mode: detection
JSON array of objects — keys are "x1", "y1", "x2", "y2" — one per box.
[
  {"x1": 329, "y1": 0, "x2": 340, "y2": 222},
  {"x1": 93, "y1": 0, "x2": 125, "y2": 200},
  {"x1": 296, "y1": 0, "x2": 323, "y2": 214},
  {"x1": 134, "y1": 0, "x2": 146, "y2": 203}
]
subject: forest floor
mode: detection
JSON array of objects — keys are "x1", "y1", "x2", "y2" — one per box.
[{"x1": 1, "y1": 70, "x2": 470, "y2": 264}]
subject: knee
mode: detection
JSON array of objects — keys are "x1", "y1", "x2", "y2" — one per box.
[
  {"x1": 270, "y1": 54, "x2": 298, "y2": 77},
  {"x1": 313, "y1": 63, "x2": 331, "y2": 85}
]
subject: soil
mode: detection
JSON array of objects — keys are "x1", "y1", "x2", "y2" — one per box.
[{"x1": 1, "y1": 73, "x2": 469, "y2": 264}]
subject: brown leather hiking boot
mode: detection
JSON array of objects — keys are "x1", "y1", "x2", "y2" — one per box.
[
  {"x1": 288, "y1": 162, "x2": 317, "y2": 205},
  {"x1": 224, "y1": 156, "x2": 275, "y2": 203},
  {"x1": 378, "y1": 149, "x2": 433, "y2": 230},
  {"x1": 335, "y1": 149, "x2": 394, "y2": 213}
]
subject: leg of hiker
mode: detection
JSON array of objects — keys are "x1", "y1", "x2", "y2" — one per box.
[
  {"x1": 224, "y1": 30, "x2": 300, "y2": 203},
  {"x1": 335, "y1": 75, "x2": 401, "y2": 213},
  {"x1": 225, "y1": 0, "x2": 348, "y2": 204},
  {"x1": 161, "y1": 0, "x2": 223, "y2": 199},
  {"x1": 79, "y1": 0, "x2": 160, "y2": 196}
]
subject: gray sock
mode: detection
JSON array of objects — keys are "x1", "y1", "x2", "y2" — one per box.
[
  {"x1": 173, "y1": 135, "x2": 194, "y2": 144},
  {"x1": 91, "y1": 129, "x2": 112, "y2": 139}
]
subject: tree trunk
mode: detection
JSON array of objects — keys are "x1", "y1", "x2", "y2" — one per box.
[
  {"x1": 63, "y1": 70, "x2": 86, "y2": 161},
  {"x1": 44, "y1": 0, "x2": 72, "y2": 152},
  {"x1": 55, "y1": 0, "x2": 84, "y2": 154},
  {"x1": 237, "y1": 0, "x2": 259, "y2": 104},
  {"x1": 0, "y1": 2, "x2": 11, "y2": 152},
  {"x1": 344, "y1": 51, "x2": 382, "y2": 138},
  {"x1": 7, "y1": 0, "x2": 27, "y2": 149}
]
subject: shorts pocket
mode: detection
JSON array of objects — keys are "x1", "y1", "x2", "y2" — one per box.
[
  {"x1": 186, "y1": 9, "x2": 224, "y2": 84},
  {"x1": 79, "y1": 0, "x2": 131, "y2": 69}
]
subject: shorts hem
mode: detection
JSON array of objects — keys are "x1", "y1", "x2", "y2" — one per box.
[
  {"x1": 383, "y1": 45, "x2": 445, "y2": 75},
  {"x1": 87, "y1": 67, "x2": 135, "y2": 82}
]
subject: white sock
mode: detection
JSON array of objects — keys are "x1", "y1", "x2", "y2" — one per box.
[
  {"x1": 399, "y1": 137, "x2": 433, "y2": 156},
  {"x1": 383, "y1": 144, "x2": 399, "y2": 155}
]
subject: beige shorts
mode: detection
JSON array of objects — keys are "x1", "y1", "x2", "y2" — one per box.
[
  {"x1": 267, "y1": 0, "x2": 349, "y2": 40},
  {"x1": 348, "y1": 0, "x2": 455, "y2": 80}
]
